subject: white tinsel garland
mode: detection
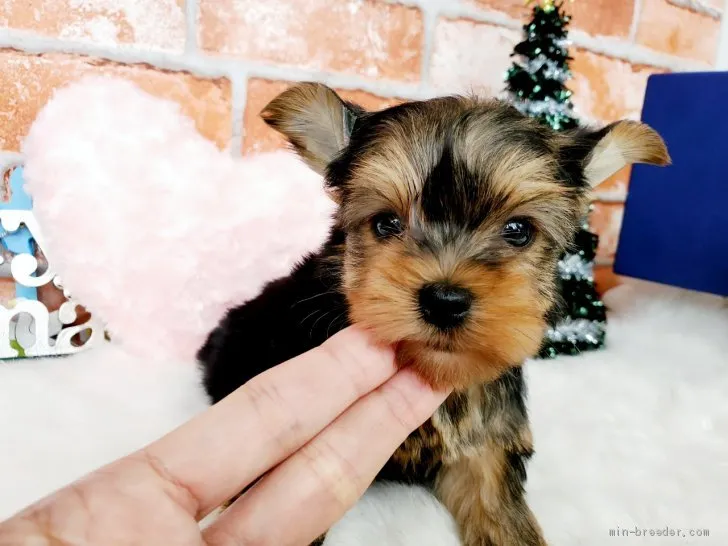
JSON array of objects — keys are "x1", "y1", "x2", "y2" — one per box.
[
  {"x1": 543, "y1": 318, "x2": 604, "y2": 345},
  {"x1": 558, "y1": 253, "x2": 594, "y2": 282},
  {"x1": 513, "y1": 96, "x2": 575, "y2": 119},
  {"x1": 521, "y1": 54, "x2": 570, "y2": 83}
]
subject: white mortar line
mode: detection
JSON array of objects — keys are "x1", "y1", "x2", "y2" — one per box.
[
  {"x1": 229, "y1": 70, "x2": 247, "y2": 157},
  {"x1": 0, "y1": 8, "x2": 710, "y2": 96},
  {"x1": 592, "y1": 193, "x2": 627, "y2": 204},
  {"x1": 566, "y1": 29, "x2": 709, "y2": 70},
  {"x1": 0, "y1": 29, "x2": 227, "y2": 77},
  {"x1": 184, "y1": 0, "x2": 199, "y2": 55},
  {"x1": 715, "y1": 0, "x2": 728, "y2": 68},
  {"x1": 238, "y1": 60, "x2": 431, "y2": 99},
  {"x1": 383, "y1": 0, "x2": 474, "y2": 99},
  {"x1": 0, "y1": 1, "x2": 634, "y2": 265},
  {"x1": 0, "y1": 29, "x2": 430, "y2": 100},
  {"x1": 0, "y1": 2, "x2": 708, "y2": 85},
  {"x1": 437, "y1": 2, "x2": 522, "y2": 30},
  {"x1": 418, "y1": 0, "x2": 710, "y2": 72},
  {"x1": 417, "y1": 2, "x2": 438, "y2": 88},
  {"x1": 628, "y1": 0, "x2": 644, "y2": 43},
  {"x1": 668, "y1": 0, "x2": 722, "y2": 19}
]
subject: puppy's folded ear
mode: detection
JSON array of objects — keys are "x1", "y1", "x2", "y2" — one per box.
[
  {"x1": 564, "y1": 120, "x2": 671, "y2": 188},
  {"x1": 261, "y1": 82, "x2": 359, "y2": 175}
]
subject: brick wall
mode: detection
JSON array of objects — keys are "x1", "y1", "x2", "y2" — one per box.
[{"x1": 0, "y1": 0, "x2": 723, "y2": 296}]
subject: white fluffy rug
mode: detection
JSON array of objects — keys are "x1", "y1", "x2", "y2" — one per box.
[{"x1": 1, "y1": 280, "x2": 726, "y2": 545}]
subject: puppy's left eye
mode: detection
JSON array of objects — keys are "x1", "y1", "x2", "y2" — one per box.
[
  {"x1": 371, "y1": 213, "x2": 403, "y2": 239},
  {"x1": 502, "y1": 218, "x2": 534, "y2": 247}
]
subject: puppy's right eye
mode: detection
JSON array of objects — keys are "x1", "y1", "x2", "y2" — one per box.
[{"x1": 371, "y1": 213, "x2": 403, "y2": 239}]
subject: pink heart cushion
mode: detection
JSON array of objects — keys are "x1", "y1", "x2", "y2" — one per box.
[{"x1": 22, "y1": 76, "x2": 335, "y2": 361}]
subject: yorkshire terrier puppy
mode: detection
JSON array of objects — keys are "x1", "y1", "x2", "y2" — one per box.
[{"x1": 198, "y1": 82, "x2": 669, "y2": 545}]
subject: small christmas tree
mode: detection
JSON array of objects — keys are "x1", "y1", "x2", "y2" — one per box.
[
  {"x1": 505, "y1": 0, "x2": 579, "y2": 131},
  {"x1": 505, "y1": 0, "x2": 607, "y2": 358}
]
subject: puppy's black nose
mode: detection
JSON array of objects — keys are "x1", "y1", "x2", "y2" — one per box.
[{"x1": 418, "y1": 282, "x2": 473, "y2": 330}]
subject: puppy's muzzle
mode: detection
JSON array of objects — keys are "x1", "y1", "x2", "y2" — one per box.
[{"x1": 418, "y1": 282, "x2": 473, "y2": 330}]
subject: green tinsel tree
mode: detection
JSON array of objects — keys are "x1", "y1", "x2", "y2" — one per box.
[{"x1": 505, "y1": 0, "x2": 607, "y2": 358}]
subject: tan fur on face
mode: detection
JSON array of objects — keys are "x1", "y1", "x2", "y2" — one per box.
[
  {"x1": 340, "y1": 121, "x2": 436, "y2": 227},
  {"x1": 345, "y1": 225, "x2": 554, "y2": 389},
  {"x1": 339, "y1": 99, "x2": 584, "y2": 247},
  {"x1": 335, "y1": 100, "x2": 582, "y2": 390},
  {"x1": 262, "y1": 85, "x2": 669, "y2": 390},
  {"x1": 393, "y1": 266, "x2": 549, "y2": 390}
]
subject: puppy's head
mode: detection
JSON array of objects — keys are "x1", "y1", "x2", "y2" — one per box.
[{"x1": 262, "y1": 82, "x2": 669, "y2": 389}]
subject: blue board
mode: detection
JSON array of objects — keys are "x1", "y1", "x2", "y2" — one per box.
[{"x1": 614, "y1": 71, "x2": 728, "y2": 297}]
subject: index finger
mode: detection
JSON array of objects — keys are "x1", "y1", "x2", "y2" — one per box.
[{"x1": 144, "y1": 326, "x2": 396, "y2": 518}]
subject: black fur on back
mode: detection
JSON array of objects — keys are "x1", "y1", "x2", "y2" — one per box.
[{"x1": 198, "y1": 229, "x2": 349, "y2": 403}]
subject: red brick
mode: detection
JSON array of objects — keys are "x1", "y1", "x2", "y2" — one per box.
[
  {"x1": 569, "y1": 49, "x2": 667, "y2": 193},
  {"x1": 0, "y1": 51, "x2": 232, "y2": 152},
  {"x1": 199, "y1": 0, "x2": 424, "y2": 82},
  {"x1": 243, "y1": 78, "x2": 401, "y2": 155},
  {"x1": 568, "y1": 0, "x2": 635, "y2": 37},
  {"x1": 636, "y1": 0, "x2": 719, "y2": 63},
  {"x1": 594, "y1": 265, "x2": 625, "y2": 295},
  {"x1": 0, "y1": 279, "x2": 15, "y2": 305},
  {"x1": 471, "y1": 0, "x2": 635, "y2": 38},
  {"x1": 0, "y1": 0, "x2": 185, "y2": 52},
  {"x1": 430, "y1": 18, "x2": 520, "y2": 95},
  {"x1": 592, "y1": 166, "x2": 632, "y2": 195},
  {"x1": 590, "y1": 202, "x2": 624, "y2": 261},
  {"x1": 469, "y1": 0, "x2": 527, "y2": 19},
  {"x1": 569, "y1": 48, "x2": 664, "y2": 123}
]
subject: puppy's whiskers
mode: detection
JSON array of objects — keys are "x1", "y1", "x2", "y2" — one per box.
[
  {"x1": 309, "y1": 309, "x2": 334, "y2": 338},
  {"x1": 291, "y1": 288, "x2": 338, "y2": 308},
  {"x1": 325, "y1": 311, "x2": 348, "y2": 339}
]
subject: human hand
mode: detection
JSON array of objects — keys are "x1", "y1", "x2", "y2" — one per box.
[{"x1": 0, "y1": 327, "x2": 450, "y2": 546}]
